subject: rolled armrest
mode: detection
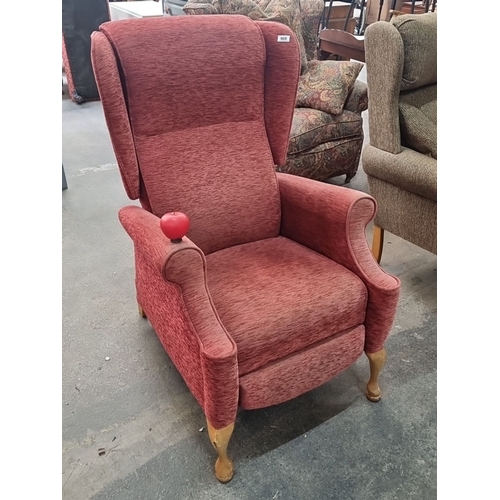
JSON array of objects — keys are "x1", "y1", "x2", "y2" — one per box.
[
  {"x1": 118, "y1": 205, "x2": 198, "y2": 278},
  {"x1": 119, "y1": 205, "x2": 238, "y2": 428},
  {"x1": 119, "y1": 205, "x2": 235, "y2": 356},
  {"x1": 277, "y1": 173, "x2": 400, "y2": 353},
  {"x1": 344, "y1": 80, "x2": 368, "y2": 114},
  {"x1": 362, "y1": 145, "x2": 437, "y2": 202}
]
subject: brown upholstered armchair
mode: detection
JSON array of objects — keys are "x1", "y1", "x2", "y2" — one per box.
[
  {"x1": 362, "y1": 12, "x2": 437, "y2": 262},
  {"x1": 91, "y1": 15, "x2": 400, "y2": 482},
  {"x1": 184, "y1": 0, "x2": 369, "y2": 183}
]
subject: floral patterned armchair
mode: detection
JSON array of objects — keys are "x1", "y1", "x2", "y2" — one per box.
[{"x1": 184, "y1": 0, "x2": 368, "y2": 183}]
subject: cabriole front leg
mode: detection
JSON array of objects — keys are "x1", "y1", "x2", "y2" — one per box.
[
  {"x1": 206, "y1": 420, "x2": 235, "y2": 483},
  {"x1": 372, "y1": 225, "x2": 384, "y2": 263},
  {"x1": 365, "y1": 348, "x2": 387, "y2": 402},
  {"x1": 138, "y1": 303, "x2": 146, "y2": 318}
]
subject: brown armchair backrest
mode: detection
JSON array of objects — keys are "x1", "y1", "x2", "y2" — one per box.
[{"x1": 364, "y1": 12, "x2": 437, "y2": 154}]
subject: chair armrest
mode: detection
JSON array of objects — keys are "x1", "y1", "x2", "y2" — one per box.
[
  {"x1": 362, "y1": 145, "x2": 437, "y2": 201},
  {"x1": 119, "y1": 205, "x2": 238, "y2": 428},
  {"x1": 364, "y1": 21, "x2": 404, "y2": 154},
  {"x1": 344, "y1": 80, "x2": 368, "y2": 114},
  {"x1": 277, "y1": 173, "x2": 400, "y2": 353},
  {"x1": 118, "y1": 205, "x2": 192, "y2": 279},
  {"x1": 119, "y1": 205, "x2": 235, "y2": 356}
]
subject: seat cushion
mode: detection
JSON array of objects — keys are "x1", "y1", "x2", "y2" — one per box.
[
  {"x1": 288, "y1": 108, "x2": 363, "y2": 154},
  {"x1": 206, "y1": 237, "x2": 367, "y2": 375}
]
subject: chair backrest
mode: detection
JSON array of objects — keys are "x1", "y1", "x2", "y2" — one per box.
[
  {"x1": 91, "y1": 15, "x2": 300, "y2": 254},
  {"x1": 364, "y1": 12, "x2": 437, "y2": 154}
]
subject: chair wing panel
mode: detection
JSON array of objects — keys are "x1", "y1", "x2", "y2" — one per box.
[
  {"x1": 90, "y1": 31, "x2": 140, "y2": 199},
  {"x1": 364, "y1": 21, "x2": 404, "y2": 155},
  {"x1": 255, "y1": 21, "x2": 301, "y2": 167}
]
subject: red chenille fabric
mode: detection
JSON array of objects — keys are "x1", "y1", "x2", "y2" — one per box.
[
  {"x1": 91, "y1": 15, "x2": 400, "y2": 437},
  {"x1": 95, "y1": 16, "x2": 302, "y2": 255},
  {"x1": 239, "y1": 325, "x2": 365, "y2": 409},
  {"x1": 206, "y1": 237, "x2": 367, "y2": 375}
]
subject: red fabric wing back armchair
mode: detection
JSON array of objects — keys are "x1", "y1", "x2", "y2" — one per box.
[{"x1": 91, "y1": 15, "x2": 400, "y2": 483}]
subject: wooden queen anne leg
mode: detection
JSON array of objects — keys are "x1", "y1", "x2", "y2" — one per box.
[
  {"x1": 138, "y1": 303, "x2": 146, "y2": 318},
  {"x1": 365, "y1": 348, "x2": 387, "y2": 402},
  {"x1": 206, "y1": 420, "x2": 235, "y2": 483},
  {"x1": 372, "y1": 225, "x2": 384, "y2": 264}
]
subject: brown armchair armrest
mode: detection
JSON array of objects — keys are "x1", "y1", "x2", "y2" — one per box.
[{"x1": 277, "y1": 173, "x2": 400, "y2": 353}]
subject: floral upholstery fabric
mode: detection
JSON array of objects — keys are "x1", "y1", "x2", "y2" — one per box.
[
  {"x1": 344, "y1": 81, "x2": 369, "y2": 114},
  {"x1": 281, "y1": 136, "x2": 363, "y2": 182},
  {"x1": 184, "y1": 0, "x2": 366, "y2": 182},
  {"x1": 184, "y1": 0, "x2": 323, "y2": 72},
  {"x1": 296, "y1": 60, "x2": 364, "y2": 115},
  {"x1": 289, "y1": 108, "x2": 362, "y2": 154}
]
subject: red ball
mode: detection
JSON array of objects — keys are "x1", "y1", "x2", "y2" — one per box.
[{"x1": 160, "y1": 212, "x2": 190, "y2": 241}]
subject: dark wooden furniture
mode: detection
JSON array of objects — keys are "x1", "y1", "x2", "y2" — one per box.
[
  {"x1": 321, "y1": 1, "x2": 357, "y2": 33},
  {"x1": 390, "y1": 0, "x2": 437, "y2": 14},
  {"x1": 319, "y1": 1, "x2": 437, "y2": 62},
  {"x1": 318, "y1": 29, "x2": 365, "y2": 62}
]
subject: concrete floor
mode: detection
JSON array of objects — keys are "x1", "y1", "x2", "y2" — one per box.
[{"x1": 62, "y1": 67, "x2": 437, "y2": 499}]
